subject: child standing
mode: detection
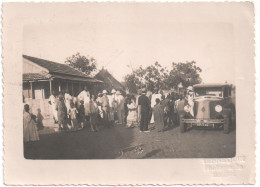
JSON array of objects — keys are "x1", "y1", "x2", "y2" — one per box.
[
  {"x1": 68, "y1": 102, "x2": 79, "y2": 131},
  {"x1": 126, "y1": 97, "x2": 137, "y2": 128},
  {"x1": 36, "y1": 108, "x2": 44, "y2": 130},
  {"x1": 78, "y1": 100, "x2": 85, "y2": 129}
]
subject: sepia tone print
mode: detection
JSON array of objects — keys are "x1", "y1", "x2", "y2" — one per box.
[
  {"x1": 3, "y1": 2, "x2": 255, "y2": 185},
  {"x1": 23, "y1": 23, "x2": 236, "y2": 159}
]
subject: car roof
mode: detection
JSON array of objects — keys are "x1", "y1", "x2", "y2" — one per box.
[{"x1": 193, "y1": 83, "x2": 232, "y2": 88}]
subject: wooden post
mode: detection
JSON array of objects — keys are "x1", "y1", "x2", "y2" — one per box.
[
  {"x1": 66, "y1": 81, "x2": 69, "y2": 92},
  {"x1": 72, "y1": 82, "x2": 74, "y2": 96},
  {"x1": 30, "y1": 82, "x2": 33, "y2": 99},
  {"x1": 49, "y1": 79, "x2": 52, "y2": 95}
]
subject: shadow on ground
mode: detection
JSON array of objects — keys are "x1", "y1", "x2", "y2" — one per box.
[{"x1": 24, "y1": 124, "x2": 135, "y2": 159}]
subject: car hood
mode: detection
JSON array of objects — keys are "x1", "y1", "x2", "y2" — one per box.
[{"x1": 193, "y1": 97, "x2": 223, "y2": 119}]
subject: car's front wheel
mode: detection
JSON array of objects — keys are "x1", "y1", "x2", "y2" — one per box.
[{"x1": 223, "y1": 115, "x2": 230, "y2": 134}]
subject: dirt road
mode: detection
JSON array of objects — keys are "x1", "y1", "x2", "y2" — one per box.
[{"x1": 24, "y1": 124, "x2": 235, "y2": 159}]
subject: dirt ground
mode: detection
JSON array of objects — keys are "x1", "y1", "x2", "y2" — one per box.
[{"x1": 24, "y1": 123, "x2": 236, "y2": 159}]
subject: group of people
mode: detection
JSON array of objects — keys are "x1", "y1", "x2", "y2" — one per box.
[
  {"x1": 23, "y1": 85, "x2": 195, "y2": 143},
  {"x1": 137, "y1": 86, "x2": 194, "y2": 133},
  {"x1": 48, "y1": 86, "x2": 133, "y2": 132}
]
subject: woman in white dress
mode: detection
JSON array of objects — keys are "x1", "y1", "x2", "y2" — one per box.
[
  {"x1": 126, "y1": 97, "x2": 137, "y2": 128},
  {"x1": 23, "y1": 104, "x2": 39, "y2": 143}
]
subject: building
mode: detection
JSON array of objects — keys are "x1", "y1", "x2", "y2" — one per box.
[
  {"x1": 23, "y1": 55, "x2": 102, "y2": 119},
  {"x1": 94, "y1": 68, "x2": 126, "y2": 94}
]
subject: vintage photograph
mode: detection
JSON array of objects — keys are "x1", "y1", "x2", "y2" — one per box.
[
  {"x1": 23, "y1": 20, "x2": 236, "y2": 159},
  {"x1": 4, "y1": 2, "x2": 255, "y2": 185}
]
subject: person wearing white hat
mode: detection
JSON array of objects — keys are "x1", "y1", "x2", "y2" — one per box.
[
  {"x1": 185, "y1": 86, "x2": 194, "y2": 117},
  {"x1": 115, "y1": 90, "x2": 125, "y2": 125},
  {"x1": 101, "y1": 90, "x2": 110, "y2": 127},
  {"x1": 108, "y1": 89, "x2": 117, "y2": 124},
  {"x1": 77, "y1": 86, "x2": 91, "y2": 121},
  {"x1": 150, "y1": 88, "x2": 162, "y2": 123}
]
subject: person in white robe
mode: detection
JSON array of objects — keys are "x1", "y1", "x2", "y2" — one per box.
[
  {"x1": 64, "y1": 89, "x2": 72, "y2": 114},
  {"x1": 115, "y1": 91, "x2": 125, "y2": 125},
  {"x1": 48, "y1": 91, "x2": 58, "y2": 123},
  {"x1": 77, "y1": 86, "x2": 91, "y2": 117},
  {"x1": 150, "y1": 89, "x2": 162, "y2": 123},
  {"x1": 23, "y1": 104, "x2": 39, "y2": 142}
]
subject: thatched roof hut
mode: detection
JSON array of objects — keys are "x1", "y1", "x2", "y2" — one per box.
[{"x1": 94, "y1": 69, "x2": 126, "y2": 94}]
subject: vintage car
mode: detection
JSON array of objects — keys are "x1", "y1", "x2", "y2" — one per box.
[{"x1": 180, "y1": 83, "x2": 236, "y2": 133}]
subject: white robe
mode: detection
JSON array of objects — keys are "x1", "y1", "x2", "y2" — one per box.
[
  {"x1": 49, "y1": 95, "x2": 58, "y2": 121},
  {"x1": 64, "y1": 93, "x2": 72, "y2": 113},
  {"x1": 150, "y1": 93, "x2": 162, "y2": 123}
]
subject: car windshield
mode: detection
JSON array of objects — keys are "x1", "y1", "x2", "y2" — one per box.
[{"x1": 194, "y1": 87, "x2": 223, "y2": 98}]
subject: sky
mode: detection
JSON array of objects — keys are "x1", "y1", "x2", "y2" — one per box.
[{"x1": 23, "y1": 5, "x2": 234, "y2": 84}]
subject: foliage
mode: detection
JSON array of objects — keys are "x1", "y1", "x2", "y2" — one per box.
[
  {"x1": 65, "y1": 53, "x2": 97, "y2": 75},
  {"x1": 165, "y1": 61, "x2": 202, "y2": 88},
  {"x1": 124, "y1": 61, "x2": 202, "y2": 93}
]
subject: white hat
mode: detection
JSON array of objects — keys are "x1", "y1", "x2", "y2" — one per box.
[
  {"x1": 102, "y1": 90, "x2": 108, "y2": 94},
  {"x1": 116, "y1": 91, "x2": 121, "y2": 95},
  {"x1": 111, "y1": 89, "x2": 116, "y2": 94},
  {"x1": 186, "y1": 86, "x2": 193, "y2": 91}
]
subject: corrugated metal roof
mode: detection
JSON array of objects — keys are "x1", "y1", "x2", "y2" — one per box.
[
  {"x1": 23, "y1": 55, "x2": 91, "y2": 78},
  {"x1": 52, "y1": 74, "x2": 102, "y2": 83},
  {"x1": 23, "y1": 73, "x2": 49, "y2": 81},
  {"x1": 23, "y1": 55, "x2": 102, "y2": 83}
]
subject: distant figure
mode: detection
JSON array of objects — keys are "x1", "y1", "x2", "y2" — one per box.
[
  {"x1": 56, "y1": 94, "x2": 67, "y2": 130},
  {"x1": 124, "y1": 93, "x2": 131, "y2": 124},
  {"x1": 176, "y1": 94, "x2": 185, "y2": 125},
  {"x1": 68, "y1": 102, "x2": 79, "y2": 131},
  {"x1": 96, "y1": 92, "x2": 103, "y2": 119},
  {"x1": 126, "y1": 97, "x2": 137, "y2": 128},
  {"x1": 36, "y1": 108, "x2": 44, "y2": 130},
  {"x1": 161, "y1": 95, "x2": 170, "y2": 127},
  {"x1": 64, "y1": 89, "x2": 72, "y2": 114},
  {"x1": 150, "y1": 89, "x2": 162, "y2": 123},
  {"x1": 48, "y1": 91, "x2": 58, "y2": 123},
  {"x1": 186, "y1": 86, "x2": 194, "y2": 117},
  {"x1": 101, "y1": 90, "x2": 110, "y2": 127},
  {"x1": 116, "y1": 91, "x2": 125, "y2": 125},
  {"x1": 78, "y1": 86, "x2": 91, "y2": 122},
  {"x1": 168, "y1": 94, "x2": 176, "y2": 126},
  {"x1": 138, "y1": 88, "x2": 151, "y2": 132},
  {"x1": 153, "y1": 98, "x2": 165, "y2": 132},
  {"x1": 108, "y1": 89, "x2": 117, "y2": 125},
  {"x1": 89, "y1": 95, "x2": 99, "y2": 132},
  {"x1": 23, "y1": 104, "x2": 39, "y2": 143},
  {"x1": 135, "y1": 89, "x2": 142, "y2": 125},
  {"x1": 78, "y1": 100, "x2": 85, "y2": 129}
]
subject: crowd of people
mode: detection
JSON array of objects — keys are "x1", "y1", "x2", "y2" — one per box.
[{"x1": 23, "y1": 84, "x2": 195, "y2": 143}]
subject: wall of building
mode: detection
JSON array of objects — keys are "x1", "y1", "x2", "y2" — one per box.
[{"x1": 23, "y1": 58, "x2": 48, "y2": 74}]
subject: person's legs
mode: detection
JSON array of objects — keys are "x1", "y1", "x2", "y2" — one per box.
[
  {"x1": 140, "y1": 111, "x2": 145, "y2": 131},
  {"x1": 117, "y1": 109, "x2": 122, "y2": 124},
  {"x1": 143, "y1": 111, "x2": 149, "y2": 131},
  {"x1": 121, "y1": 109, "x2": 125, "y2": 124}
]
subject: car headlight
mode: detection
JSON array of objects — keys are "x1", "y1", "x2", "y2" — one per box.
[
  {"x1": 184, "y1": 105, "x2": 191, "y2": 113},
  {"x1": 215, "y1": 105, "x2": 222, "y2": 112}
]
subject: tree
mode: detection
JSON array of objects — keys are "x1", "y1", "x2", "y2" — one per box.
[
  {"x1": 65, "y1": 53, "x2": 97, "y2": 76},
  {"x1": 165, "y1": 61, "x2": 202, "y2": 88},
  {"x1": 124, "y1": 62, "x2": 168, "y2": 93},
  {"x1": 124, "y1": 61, "x2": 202, "y2": 93}
]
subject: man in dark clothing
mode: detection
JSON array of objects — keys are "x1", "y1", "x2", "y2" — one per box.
[
  {"x1": 138, "y1": 89, "x2": 151, "y2": 132},
  {"x1": 161, "y1": 95, "x2": 170, "y2": 127}
]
